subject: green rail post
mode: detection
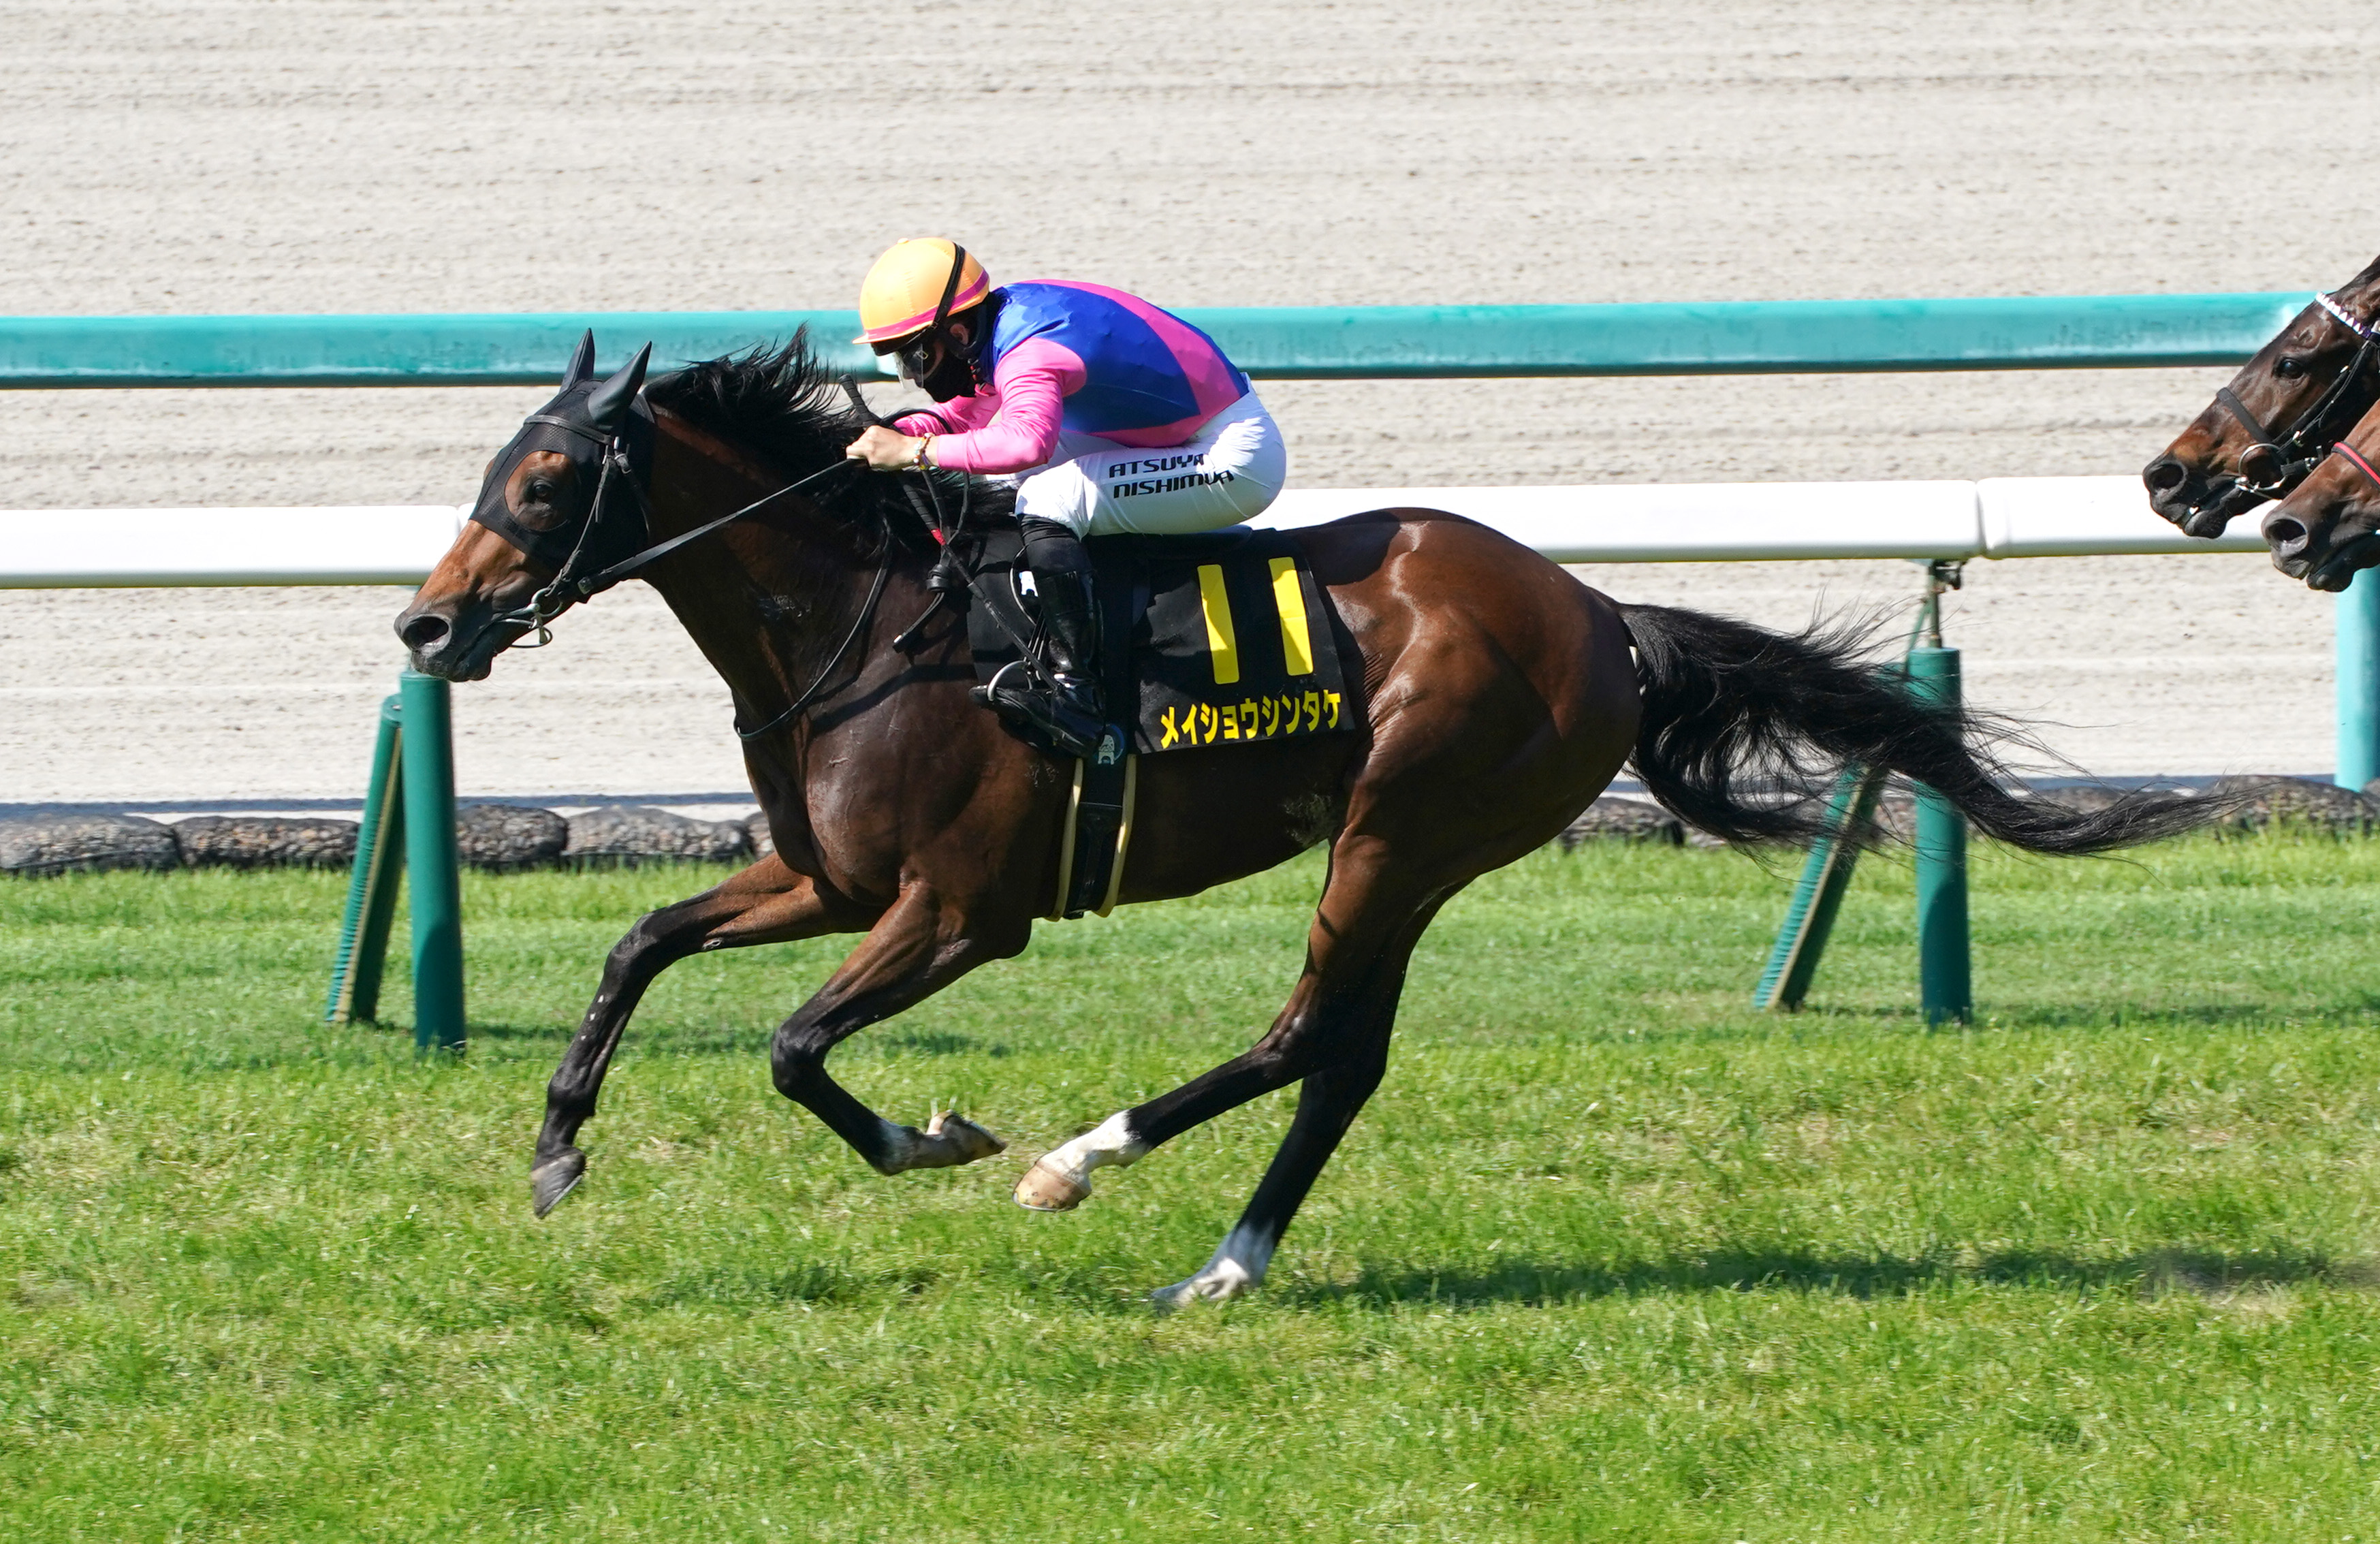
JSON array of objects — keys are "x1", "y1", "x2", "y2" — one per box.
[
  {"x1": 323, "y1": 693, "x2": 407, "y2": 1025},
  {"x1": 398, "y1": 669, "x2": 466, "y2": 1052},
  {"x1": 1752, "y1": 763, "x2": 1889, "y2": 1011},
  {"x1": 1906, "y1": 642, "x2": 1973, "y2": 1026},
  {"x1": 2337, "y1": 568, "x2": 2380, "y2": 792}
]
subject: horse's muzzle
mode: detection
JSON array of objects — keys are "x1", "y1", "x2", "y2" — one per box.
[
  {"x1": 2262, "y1": 509, "x2": 2380, "y2": 591},
  {"x1": 2262, "y1": 508, "x2": 2316, "y2": 580},
  {"x1": 2142, "y1": 455, "x2": 2238, "y2": 536},
  {"x1": 394, "y1": 597, "x2": 513, "y2": 681}
]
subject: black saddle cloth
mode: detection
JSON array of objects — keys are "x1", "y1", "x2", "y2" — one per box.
[{"x1": 963, "y1": 524, "x2": 1359, "y2": 757}]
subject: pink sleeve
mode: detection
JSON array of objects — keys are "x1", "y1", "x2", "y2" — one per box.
[
  {"x1": 917, "y1": 340, "x2": 1086, "y2": 475},
  {"x1": 891, "y1": 393, "x2": 1000, "y2": 438}
]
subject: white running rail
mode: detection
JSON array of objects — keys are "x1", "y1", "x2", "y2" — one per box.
[{"x1": 0, "y1": 476, "x2": 2259, "y2": 588}]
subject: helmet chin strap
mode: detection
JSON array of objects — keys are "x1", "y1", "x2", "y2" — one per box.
[
  {"x1": 931, "y1": 242, "x2": 968, "y2": 332},
  {"x1": 902, "y1": 244, "x2": 981, "y2": 402}
]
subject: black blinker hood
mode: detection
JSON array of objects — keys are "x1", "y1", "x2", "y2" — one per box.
[{"x1": 469, "y1": 333, "x2": 656, "y2": 577}]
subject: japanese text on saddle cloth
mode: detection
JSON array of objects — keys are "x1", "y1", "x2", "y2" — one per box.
[{"x1": 966, "y1": 526, "x2": 1357, "y2": 756}]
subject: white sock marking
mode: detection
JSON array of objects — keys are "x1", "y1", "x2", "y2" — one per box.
[
  {"x1": 1153, "y1": 1220, "x2": 1280, "y2": 1306},
  {"x1": 1196, "y1": 1221, "x2": 1277, "y2": 1294},
  {"x1": 1039, "y1": 1111, "x2": 1147, "y2": 1190}
]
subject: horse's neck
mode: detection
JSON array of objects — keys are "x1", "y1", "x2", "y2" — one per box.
[{"x1": 635, "y1": 422, "x2": 919, "y2": 742}]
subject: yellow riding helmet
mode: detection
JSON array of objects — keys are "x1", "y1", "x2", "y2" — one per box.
[{"x1": 853, "y1": 238, "x2": 992, "y2": 347}]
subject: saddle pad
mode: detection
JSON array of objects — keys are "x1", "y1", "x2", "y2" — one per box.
[{"x1": 964, "y1": 525, "x2": 1360, "y2": 757}]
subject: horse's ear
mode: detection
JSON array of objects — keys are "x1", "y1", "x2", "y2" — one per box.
[
  {"x1": 561, "y1": 329, "x2": 597, "y2": 390},
  {"x1": 585, "y1": 343, "x2": 652, "y2": 435}
]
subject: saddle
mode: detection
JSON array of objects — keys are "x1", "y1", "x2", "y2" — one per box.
[
  {"x1": 955, "y1": 523, "x2": 1361, "y2": 919},
  {"x1": 843, "y1": 375, "x2": 1359, "y2": 919}
]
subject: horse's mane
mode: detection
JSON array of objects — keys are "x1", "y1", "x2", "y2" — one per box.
[{"x1": 646, "y1": 331, "x2": 1017, "y2": 537}]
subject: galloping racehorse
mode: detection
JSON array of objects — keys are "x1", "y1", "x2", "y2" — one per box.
[
  {"x1": 398, "y1": 334, "x2": 2212, "y2": 1304},
  {"x1": 2144, "y1": 254, "x2": 2380, "y2": 537}
]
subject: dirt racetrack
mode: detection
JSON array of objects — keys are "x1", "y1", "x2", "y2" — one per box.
[{"x1": 6, "y1": 2, "x2": 2379, "y2": 806}]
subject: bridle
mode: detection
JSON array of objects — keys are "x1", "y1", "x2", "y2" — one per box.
[
  {"x1": 2212, "y1": 290, "x2": 2380, "y2": 505},
  {"x1": 2331, "y1": 438, "x2": 2380, "y2": 494},
  {"x1": 489, "y1": 380, "x2": 975, "y2": 744},
  {"x1": 493, "y1": 416, "x2": 869, "y2": 652}
]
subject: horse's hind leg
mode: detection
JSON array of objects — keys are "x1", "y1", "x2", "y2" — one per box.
[
  {"x1": 1141, "y1": 887, "x2": 1447, "y2": 1306},
  {"x1": 1014, "y1": 821, "x2": 1450, "y2": 1212},
  {"x1": 533, "y1": 855, "x2": 866, "y2": 1216},
  {"x1": 1149, "y1": 1003, "x2": 1394, "y2": 1308}
]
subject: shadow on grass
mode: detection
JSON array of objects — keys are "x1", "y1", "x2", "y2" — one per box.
[
  {"x1": 1312, "y1": 1244, "x2": 2360, "y2": 1308},
  {"x1": 639, "y1": 1261, "x2": 947, "y2": 1309},
  {"x1": 1774, "y1": 1001, "x2": 2379, "y2": 1033},
  {"x1": 622, "y1": 1246, "x2": 2366, "y2": 1321},
  {"x1": 439, "y1": 1021, "x2": 777, "y2": 1060},
  {"x1": 449, "y1": 1020, "x2": 567, "y2": 1043}
]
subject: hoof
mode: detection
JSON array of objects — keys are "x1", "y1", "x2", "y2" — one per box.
[
  {"x1": 1013, "y1": 1157, "x2": 1091, "y2": 1212},
  {"x1": 1149, "y1": 1264, "x2": 1258, "y2": 1311},
  {"x1": 923, "y1": 1110, "x2": 1006, "y2": 1167},
  {"x1": 530, "y1": 1148, "x2": 587, "y2": 1218}
]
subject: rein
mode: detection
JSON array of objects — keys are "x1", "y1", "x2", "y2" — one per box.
[
  {"x1": 498, "y1": 447, "x2": 869, "y2": 646},
  {"x1": 730, "y1": 516, "x2": 896, "y2": 743},
  {"x1": 495, "y1": 388, "x2": 981, "y2": 744}
]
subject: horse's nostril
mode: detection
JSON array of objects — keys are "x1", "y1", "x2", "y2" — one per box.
[
  {"x1": 2143, "y1": 458, "x2": 2187, "y2": 494},
  {"x1": 400, "y1": 613, "x2": 451, "y2": 650},
  {"x1": 2264, "y1": 514, "x2": 2309, "y2": 550}
]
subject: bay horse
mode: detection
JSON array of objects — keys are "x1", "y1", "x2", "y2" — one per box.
[
  {"x1": 2257, "y1": 394, "x2": 2380, "y2": 590},
  {"x1": 397, "y1": 334, "x2": 2213, "y2": 1305},
  {"x1": 2144, "y1": 254, "x2": 2380, "y2": 537}
]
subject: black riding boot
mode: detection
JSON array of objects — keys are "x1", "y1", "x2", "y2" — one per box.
[{"x1": 977, "y1": 520, "x2": 1109, "y2": 757}]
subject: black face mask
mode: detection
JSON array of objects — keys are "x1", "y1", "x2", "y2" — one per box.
[
  {"x1": 898, "y1": 325, "x2": 983, "y2": 403},
  {"x1": 469, "y1": 332, "x2": 655, "y2": 577}
]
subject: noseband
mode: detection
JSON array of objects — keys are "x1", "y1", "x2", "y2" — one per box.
[
  {"x1": 2332, "y1": 439, "x2": 2380, "y2": 493},
  {"x1": 2212, "y1": 291, "x2": 2380, "y2": 505}
]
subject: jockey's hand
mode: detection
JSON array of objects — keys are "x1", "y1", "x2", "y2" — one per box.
[{"x1": 844, "y1": 426, "x2": 931, "y2": 472}]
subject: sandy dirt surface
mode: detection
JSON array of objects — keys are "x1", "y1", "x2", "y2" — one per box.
[{"x1": 4, "y1": 1, "x2": 2377, "y2": 804}]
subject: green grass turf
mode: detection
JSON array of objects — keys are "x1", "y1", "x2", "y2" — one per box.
[{"x1": 5, "y1": 834, "x2": 2380, "y2": 1539}]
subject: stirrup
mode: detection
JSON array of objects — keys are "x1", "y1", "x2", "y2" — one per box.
[{"x1": 972, "y1": 662, "x2": 1105, "y2": 759}]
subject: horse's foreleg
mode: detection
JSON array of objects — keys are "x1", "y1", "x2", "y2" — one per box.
[
  {"x1": 768, "y1": 881, "x2": 1026, "y2": 1176},
  {"x1": 532, "y1": 855, "x2": 861, "y2": 1216}
]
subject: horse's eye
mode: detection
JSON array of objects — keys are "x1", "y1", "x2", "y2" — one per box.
[
  {"x1": 527, "y1": 479, "x2": 555, "y2": 503},
  {"x1": 2276, "y1": 356, "x2": 2308, "y2": 379}
]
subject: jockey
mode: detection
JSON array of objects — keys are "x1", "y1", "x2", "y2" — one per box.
[{"x1": 843, "y1": 238, "x2": 1287, "y2": 757}]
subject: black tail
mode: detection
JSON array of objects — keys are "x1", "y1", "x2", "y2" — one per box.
[{"x1": 1619, "y1": 603, "x2": 2221, "y2": 854}]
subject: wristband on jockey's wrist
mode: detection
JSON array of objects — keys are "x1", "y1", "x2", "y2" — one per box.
[{"x1": 909, "y1": 435, "x2": 935, "y2": 471}]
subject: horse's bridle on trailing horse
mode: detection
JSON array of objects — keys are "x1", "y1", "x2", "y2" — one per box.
[
  {"x1": 469, "y1": 337, "x2": 972, "y2": 744},
  {"x1": 2215, "y1": 292, "x2": 2380, "y2": 502}
]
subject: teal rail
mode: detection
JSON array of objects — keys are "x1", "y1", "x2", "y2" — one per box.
[{"x1": 0, "y1": 292, "x2": 2313, "y2": 388}]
